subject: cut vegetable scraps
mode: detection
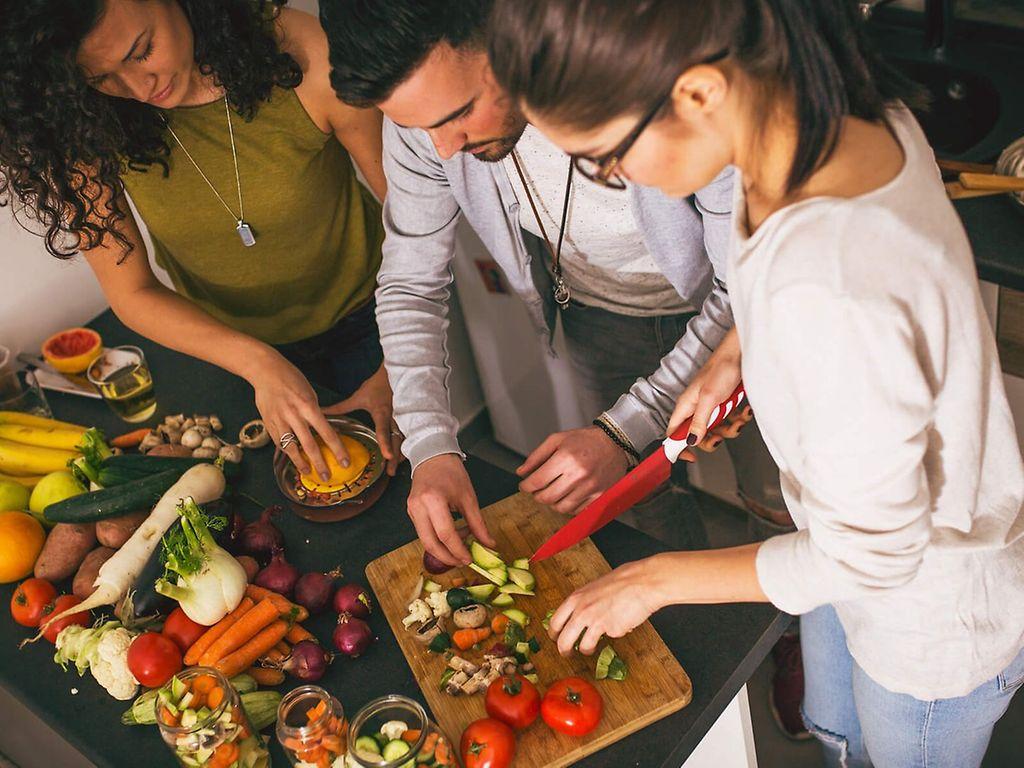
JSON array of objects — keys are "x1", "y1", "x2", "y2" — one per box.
[
  {"x1": 69, "y1": 428, "x2": 112, "y2": 487},
  {"x1": 596, "y1": 645, "x2": 628, "y2": 681}
]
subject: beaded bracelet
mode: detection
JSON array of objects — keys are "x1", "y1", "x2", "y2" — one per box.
[{"x1": 592, "y1": 416, "x2": 642, "y2": 468}]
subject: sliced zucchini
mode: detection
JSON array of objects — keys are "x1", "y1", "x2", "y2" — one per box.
[
  {"x1": 423, "y1": 580, "x2": 443, "y2": 593},
  {"x1": 502, "y1": 608, "x2": 530, "y2": 627},
  {"x1": 507, "y1": 567, "x2": 536, "y2": 591},
  {"x1": 169, "y1": 675, "x2": 188, "y2": 702},
  {"x1": 490, "y1": 593, "x2": 514, "y2": 608},
  {"x1": 511, "y1": 557, "x2": 531, "y2": 570},
  {"x1": 179, "y1": 709, "x2": 198, "y2": 729},
  {"x1": 355, "y1": 736, "x2": 381, "y2": 755},
  {"x1": 382, "y1": 739, "x2": 412, "y2": 761},
  {"x1": 498, "y1": 583, "x2": 535, "y2": 596},
  {"x1": 542, "y1": 609, "x2": 555, "y2": 631},
  {"x1": 488, "y1": 566, "x2": 509, "y2": 586},
  {"x1": 470, "y1": 541, "x2": 505, "y2": 569},
  {"x1": 515, "y1": 641, "x2": 532, "y2": 657},
  {"x1": 523, "y1": 672, "x2": 539, "y2": 685},
  {"x1": 465, "y1": 584, "x2": 495, "y2": 600},
  {"x1": 468, "y1": 563, "x2": 506, "y2": 587}
]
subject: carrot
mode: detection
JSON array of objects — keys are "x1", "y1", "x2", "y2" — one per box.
[
  {"x1": 160, "y1": 706, "x2": 180, "y2": 727},
  {"x1": 191, "y1": 674, "x2": 218, "y2": 695},
  {"x1": 285, "y1": 624, "x2": 316, "y2": 645},
  {"x1": 434, "y1": 738, "x2": 454, "y2": 766},
  {"x1": 247, "y1": 666, "x2": 286, "y2": 686},
  {"x1": 206, "y1": 685, "x2": 225, "y2": 711},
  {"x1": 211, "y1": 741, "x2": 239, "y2": 768},
  {"x1": 451, "y1": 576, "x2": 467, "y2": 588},
  {"x1": 264, "y1": 646, "x2": 286, "y2": 664},
  {"x1": 184, "y1": 597, "x2": 254, "y2": 665},
  {"x1": 274, "y1": 641, "x2": 290, "y2": 656},
  {"x1": 200, "y1": 598, "x2": 279, "y2": 666},
  {"x1": 245, "y1": 584, "x2": 310, "y2": 622},
  {"x1": 215, "y1": 620, "x2": 290, "y2": 678},
  {"x1": 491, "y1": 614, "x2": 509, "y2": 634},
  {"x1": 110, "y1": 427, "x2": 152, "y2": 449},
  {"x1": 422, "y1": 732, "x2": 440, "y2": 753},
  {"x1": 401, "y1": 729, "x2": 422, "y2": 743},
  {"x1": 322, "y1": 734, "x2": 344, "y2": 753},
  {"x1": 307, "y1": 699, "x2": 328, "y2": 722},
  {"x1": 453, "y1": 627, "x2": 491, "y2": 651}
]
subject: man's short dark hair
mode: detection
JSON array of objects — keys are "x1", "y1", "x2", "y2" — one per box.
[{"x1": 320, "y1": 0, "x2": 493, "y2": 108}]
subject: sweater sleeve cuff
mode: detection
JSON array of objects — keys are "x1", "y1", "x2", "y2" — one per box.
[
  {"x1": 404, "y1": 431, "x2": 465, "y2": 474},
  {"x1": 755, "y1": 531, "x2": 833, "y2": 616},
  {"x1": 603, "y1": 397, "x2": 665, "y2": 454}
]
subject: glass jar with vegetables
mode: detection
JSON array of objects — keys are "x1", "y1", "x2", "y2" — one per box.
[
  {"x1": 275, "y1": 685, "x2": 347, "y2": 767},
  {"x1": 347, "y1": 695, "x2": 459, "y2": 768},
  {"x1": 155, "y1": 666, "x2": 270, "y2": 768}
]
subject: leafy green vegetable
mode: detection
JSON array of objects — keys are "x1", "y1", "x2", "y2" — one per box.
[
  {"x1": 159, "y1": 506, "x2": 226, "y2": 581},
  {"x1": 69, "y1": 428, "x2": 112, "y2": 486}
]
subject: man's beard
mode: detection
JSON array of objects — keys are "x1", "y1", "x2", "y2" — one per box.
[{"x1": 464, "y1": 114, "x2": 528, "y2": 163}]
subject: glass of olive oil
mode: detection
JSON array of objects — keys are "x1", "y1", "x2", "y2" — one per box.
[{"x1": 86, "y1": 345, "x2": 157, "y2": 423}]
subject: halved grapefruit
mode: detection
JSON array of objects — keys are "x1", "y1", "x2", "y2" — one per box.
[
  {"x1": 298, "y1": 434, "x2": 371, "y2": 493},
  {"x1": 41, "y1": 328, "x2": 103, "y2": 374}
]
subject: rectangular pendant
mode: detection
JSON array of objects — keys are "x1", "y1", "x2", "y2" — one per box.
[{"x1": 236, "y1": 220, "x2": 256, "y2": 247}]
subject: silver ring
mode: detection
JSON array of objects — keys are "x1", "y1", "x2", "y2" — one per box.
[{"x1": 279, "y1": 432, "x2": 297, "y2": 451}]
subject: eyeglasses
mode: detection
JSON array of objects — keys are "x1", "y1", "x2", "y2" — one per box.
[{"x1": 572, "y1": 48, "x2": 730, "y2": 190}]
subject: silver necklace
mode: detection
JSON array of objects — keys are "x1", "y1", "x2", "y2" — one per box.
[{"x1": 163, "y1": 96, "x2": 256, "y2": 247}]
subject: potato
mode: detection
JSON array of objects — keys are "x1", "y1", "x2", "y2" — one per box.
[
  {"x1": 34, "y1": 522, "x2": 97, "y2": 581},
  {"x1": 73, "y1": 547, "x2": 116, "y2": 599},
  {"x1": 96, "y1": 510, "x2": 149, "y2": 549},
  {"x1": 146, "y1": 443, "x2": 194, "y2": 458}
]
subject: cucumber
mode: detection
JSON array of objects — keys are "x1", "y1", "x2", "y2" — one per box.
[
  {"x1": 355, "y1": 736, "x2": 381, "y2": 756},
  {"x1": 382, "y1": 740, "x2": 412, "y2": 761},
  {"x1": 503, "y1": 608, "x2": 530, "y2": 627},
  {"x1": 511, "y1": 557, "x2": 531, "y2": 570},
  {"x1": 490, "y1": 593, "x2": 514, "y2": 608},
  {"x1": 44, "y1": 468, "x2": 184, "y2": 522},
  {"x1": 468, "y1": 563, "x2": 506, "y2": 587},
  {"x1": 488, "y1": 566, "x2": 509, "y2": 585},
  {"x1": 470, "y1": 541, "x2": 505, "y2": 569},
  {"x1": 465, "y1": 584, "x2": 495, "y2": 600},
  {"x1": 100, "y1": 454, "x2": 240, "y2": 484},
  {"x1": 508, "y1": 567, "x2": 536, "y2": 591},
  {"x1": 423, "y1": 580, "x2": 443, "y2": 594},
  {"x1": 498, "y1": 583, "x2": 535, "y2": 597}
]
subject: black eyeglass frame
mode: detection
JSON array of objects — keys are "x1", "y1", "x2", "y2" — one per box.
[{"x1": 572, "y1": 48, "x2": 730, "y2": 190}]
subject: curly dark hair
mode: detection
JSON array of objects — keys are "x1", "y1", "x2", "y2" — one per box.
[
  {"x1": 0, "y1": 0, "x2": 302, "y2": 258},
  {"x1": 320, "y1": 0, "x2": 492, "y2": 108}
]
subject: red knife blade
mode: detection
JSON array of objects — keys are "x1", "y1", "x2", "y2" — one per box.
[{"x1": 531, "y1": 385, "x2": 746, "y2": 561}]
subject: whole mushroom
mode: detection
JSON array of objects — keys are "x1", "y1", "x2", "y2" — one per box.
[{"x1": 452, "y1": 605, "x2": 488, "y2": 629}]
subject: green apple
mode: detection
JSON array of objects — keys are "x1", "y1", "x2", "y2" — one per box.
[
  {"x1": 29, "y1": 470, "x2": 86, "y2": 528},
  {"x1": 0, "y1": 479, "x2": 30, "y2": 513}
]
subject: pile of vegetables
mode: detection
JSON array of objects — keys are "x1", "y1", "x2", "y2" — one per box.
[
  {"x1": 277, "y1": 697, "x2": 348, "y2": 767},
  {"x1": 350, "y1": 719, "x2": 455, "y2": 767}
]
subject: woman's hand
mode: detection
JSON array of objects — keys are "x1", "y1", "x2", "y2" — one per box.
[
  {"x1": 248, "y1": 349, "x2": 350, "y2": 481},
  {"x1": 668, "y1": 327, "x2": 743, "y2": 443},
  {"x1": 324, "y1": 364, "x2": 403, "y2": 476},
  {"x1": 548, "y1": 558, "x2": 666, "y2": 656}
]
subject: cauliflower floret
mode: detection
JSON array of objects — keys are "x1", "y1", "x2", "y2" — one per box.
[
  {"x1": 426, "y1": 590, "x2": 451, "y2": 618},
  {"x1": 402, "y1": 599, "x2": 432, "y2": 629},
  {"x1": 380, "y1": 719, "x2": 408, "y2": 741},
  {"x1": 90, "y1": 628, "x2": 139, "y2": 701}
]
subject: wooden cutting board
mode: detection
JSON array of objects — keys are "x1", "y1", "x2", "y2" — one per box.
[{"x1": 365, "y1": 493, "x2": 692, "y2": 768}]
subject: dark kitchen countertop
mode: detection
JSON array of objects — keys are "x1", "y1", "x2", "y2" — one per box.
[{"x1": 0, "y1": 310, "x2": 789, "y2": 768}]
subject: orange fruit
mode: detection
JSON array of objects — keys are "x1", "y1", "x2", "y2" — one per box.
[
  {"x1": 41, "y1": 328, "x2": 102, "y2": 374},
  {"x1": 0, "y1": 510, "x2": 46, "y2": 583},
  {"x1": 298, "y1": 434, "x2": 371, "y2": 492}
]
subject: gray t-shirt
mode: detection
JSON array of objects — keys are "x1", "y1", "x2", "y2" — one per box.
[{"x1": 503, "y1": 125, "x2": 691, "y2": 317}]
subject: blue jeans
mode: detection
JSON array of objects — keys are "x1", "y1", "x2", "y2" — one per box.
[
  {"x1": 802, "y1": 605, "x2": 1024, "y2": 768},
  {"x1": 275, "y1": 300, "x2": 384, "y2": 401}
]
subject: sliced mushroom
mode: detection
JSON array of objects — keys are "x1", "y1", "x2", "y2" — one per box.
[
  {"x1": 445, "y1": 671, "x2": 470, "y2": 695},
  {"x1": 219, "y1": 444, "x2": 243, "y2": 464},
  {"x1": 239, "y1": 419, "x2": 270, "y2": 449},
  {"x1": 453, "y1": 605, "x2": 488, "y2": 629},
  {"x1": 447, "y1": 656, "x2": 479, "y2": 675},
  {"x1": 209, "y1": 415, "x2": 223, "y2": 431},
  {"x1": 413, "y1": 617, "x2": 446, "y2": 645}
]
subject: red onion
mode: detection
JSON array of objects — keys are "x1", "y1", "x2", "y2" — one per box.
[
  {"x1": 423, "y1": 551, "x2": 452, "y2": 575},
  {"x1": 238, "y1": 506, "x2": 285, "y2": 564},
  {"x1": 236, "y1": 555, "x2": 260, "y2": 582},
  {"x1": 333, "y1": 613, "x2": 374, "y2": 657},
  {"x1": 332, "y1": 583, "x2": 373, "y2": 619},
  {"x1": 282, "y1": 640, "x2": 332, "y2": 682},
  {"x1": 294, "y1": 568, "x2": 343, "y2": 615},
  {"x1": 487, "y1": 642, "x2": 512, "y2": 658},
  {"x1": 255, "y1": 548, "x2": 300, "y2": 597}
]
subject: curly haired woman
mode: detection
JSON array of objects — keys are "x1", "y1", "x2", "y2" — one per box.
[{"x1": 0, "y1": 0, "x2": 399, "y2": 478}]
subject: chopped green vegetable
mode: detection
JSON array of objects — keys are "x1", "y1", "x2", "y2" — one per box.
[
  {"x1": 542, "y1": 609, "x2": 555, "y2": 631},
  {"x1": 423, "y1": 579, "x2": 443, "y2": 593},
  {"x1": 528, "y1": 637, "x2": 541, "y2": 654},
  {"x1": 507, "y1": 567, "x2": 535, "y2": 591},
  {"x1": 498, "y1": 583, "x2": 535, "y2": 596},
  {"x1": 511, "y1": 558, "x2": 531, "y2": 570},
  {"x1": 470, "y1": 541, "x2": 505, "y2": 569},
  {"x1": 504, "y1": 619, "x2": 526, "y2": 649},
  {"x1": 439, "y1": 667, "x2": 456, "y2": 691},
  {"x1": 490, "y1": 593, "x2": 514, "y2": 608},
  {"x1": 596, "y1": 646, "x2": 628, "y2": 681},
  {"x1": 502, "y1": 608, "x2": 529, "y2": 627},
  {"x1": 355, "y1": 736, "x2": 382, "y2": 756},
  {"x1": 523, "y1": 672, "x2": 539, "y2": 685},
  {"x1": 468, "y1": 563, "x2": 508, "y2": 586},
  {"x1": 428, "y1": 632, "x2": 452, "y2": 654},
  {"x1": 465, "y1": 584, "x2": 495, "y2": 600}
]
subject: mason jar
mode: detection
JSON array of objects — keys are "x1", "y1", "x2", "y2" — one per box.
[
  {"x1": 276, "y1": 685, "x2": 348, "y2": 767},
  {"x1": 155, "y1": 666, "x2": 270, "y2": 768},
  {"x1": 347, "y1": 695, "x2": 459, "y2": 768}
]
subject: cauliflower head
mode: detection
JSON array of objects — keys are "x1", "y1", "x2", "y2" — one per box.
[
  {"x1": 91, "y1": 627, "x2": 139, "y2": 701},
  {"x1": 402, "y1": 599, "x2": 432, "y2": 629},
  {"x1": 426, "y1": 591, "x2": 450, "y2": 618}
]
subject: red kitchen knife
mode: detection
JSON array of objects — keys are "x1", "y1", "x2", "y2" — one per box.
[{"x1": 531, "y1": 384, "x2": 746, "y2": 562}]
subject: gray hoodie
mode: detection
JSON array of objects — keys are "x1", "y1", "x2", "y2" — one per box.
[{"x1": 377, "y1": 118, "x2": 735, "y2": 469}]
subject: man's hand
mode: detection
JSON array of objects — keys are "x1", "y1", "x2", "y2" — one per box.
[
  {"x1": 408, "y1": 454, "x2": 496, "y2": 566},
  {"x1": 517, "y1": 426, "x2": 630, "y2": 515},
  {"x1": 324, "y1": 364, "x2": 403, "y2": 476}
]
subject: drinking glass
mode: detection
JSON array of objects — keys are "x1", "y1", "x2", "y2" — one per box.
[{"x1": 86, "y1": 345, "x2": 157, "y2": 423}]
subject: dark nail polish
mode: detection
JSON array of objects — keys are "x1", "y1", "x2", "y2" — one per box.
[{"x1": 686, "y1": 433, "x2": 699, "y2": 446}]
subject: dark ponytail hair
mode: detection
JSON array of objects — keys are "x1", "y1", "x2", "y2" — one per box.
[
  {"x1": 488, "y1": 0, "x2": 925, "y2": 194},
  {"x1": 0, "y1": 0, "x2": 301, "y2": 259}
]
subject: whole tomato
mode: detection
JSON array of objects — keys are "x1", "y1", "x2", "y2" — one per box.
[
  {"x1": 541, "y1": 677, "x2": 603, "y2": 737},
  {"x1": 460, "y1": 718, "x2": 516, "y2": 768},
  {"x1": 10, "y1": 578, "x2": 57, "y2": 628},
  {"x1": 161, "y1": 607, "x2": 207, "y2": 653},
  {"x1": 127, "y1": 632, "x2": 183, "y2": 688},
  {"x1": 485, "y1": 674, "x2": 540, "y2": 730},
  {"x1": 42, "y1": 595, "x2": 90, "y2": 644}
]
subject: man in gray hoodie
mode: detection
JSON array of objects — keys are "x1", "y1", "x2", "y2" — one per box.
[{"x1": 320, "y1": 0, "x2": 788, "y2": 567}]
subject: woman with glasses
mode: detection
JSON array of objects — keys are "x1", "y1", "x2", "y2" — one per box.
[
  {"x1": 489, "y1": 1, "x2": 1024, "y2": 765},
  {"x1": 0, "y1": 0, "x2": 400, "y2": 480}
]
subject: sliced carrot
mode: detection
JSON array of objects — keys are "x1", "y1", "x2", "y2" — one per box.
[
  {"x1": 214, "y1": 620, "x2": 290, "y2": 678},
  {"x1": 191, "y1": 674, "x2": 217, "y2": 695},
  {"x1": 298, "y1": 747, "x2": 326, "y2": 762},
  {"x1": 322, "y1": 734, "x2": 343, "y2": 754},
  {"x1": 160, "y1": 706, "x2": 180, "y2": 727},
  {"x1": 491, "y1": 614, "x2": 509, "y2": 634},
  {"x1": 247, "y1": 666, "x2": 285, "y2": 687},
  {"x1": 281, "y1": 736, "x2": 306, "y2": 752},
  {"x1": 401, "y1": 728, "x2": 421, "y2": 743},
  {"x1": 212, "y1": 741, "x2": 239, "y2": 766},
  {"x1": 317, "y1": 755, "x2": 332, "y2": 768},
  {"x1": 434, "y1": 739, "x2": 453, "y2": 765},
  {"x1": 185, "y1": 597, "x2": 254, "y2": 666},
  {"x1": 285, "y1": 623, "x2": 317, "y2": 645},
  {"x1": 206, "y1": 685, "x2": 225, "y2": 710},
  {"x1": 200, "y1": 598, "x2": 279, "y2": 667},
  {"x1": 421, "y1": 732, "x2": 440, "y2": 752},
  {"x1": 189, "y1": 692, "x2": 207, "y2": 711},
  {"x1": 306, "y1": 699, "x2": 328, "y2": 722},
  {"x1": 452, "y1": 627, "x2": 491, "y2": 651},
  {"x1": 451, "y1": 576, "x2": 467, "y2": 588}
]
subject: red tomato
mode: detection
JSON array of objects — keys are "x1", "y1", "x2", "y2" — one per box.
[
  {"x1": 541, "y1": 677, "x2": 603, "y2": 737},
  {"x1": 10, "y1": 578, "x2": 57, "y2": 628},
  {"x1": 161, "y1": 607, "x2": 207, "y2": 653},
  {"x1": 460, "y1": 718, "x2": 515, "y2": 768},
  {"x1": 42, "y1": 595, "x2": 90, "y2": 644},
  {"x1": 127, "y1": 632, "x2": 183, "y2": 688},
  {"x1": 485, "y1": 674, "x2": 540, "y2": 730}
]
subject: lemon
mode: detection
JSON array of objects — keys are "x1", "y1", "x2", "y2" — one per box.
[
  {"x1": 29, "y1": 470, "x2": 86, "y2": 528},
  {"x1": 0, "y1": 511, "x2": 45, "y2": 583},
  {"x1": 0, "y1": 479, "x2": 30, "y2": 512}
]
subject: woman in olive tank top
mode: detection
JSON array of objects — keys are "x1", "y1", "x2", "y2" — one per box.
[{"x1": 0, "y1": 0, "x2": 399, "y2": 479}]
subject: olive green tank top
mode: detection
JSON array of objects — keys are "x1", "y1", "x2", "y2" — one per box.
[{"x1": 123, "y1": 87, "x2": 384, "y2": 345}]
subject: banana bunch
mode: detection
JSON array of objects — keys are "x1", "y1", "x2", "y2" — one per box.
[{"x1": 0, "y1": 411, "x2": 86, "y2": 477}]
